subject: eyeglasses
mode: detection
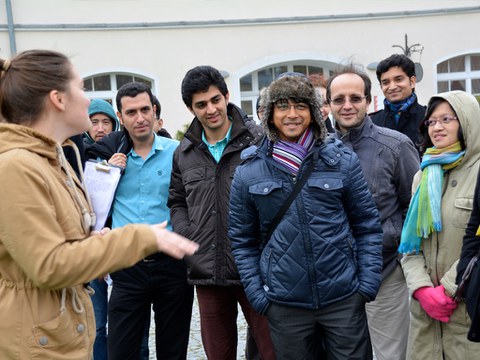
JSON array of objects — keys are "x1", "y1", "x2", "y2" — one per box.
[
  {"x1": 274, "y1": 101, "x2": 309, "y2": 112},
  {"x1": 330, "y1": 95, "x2": 366, "y2": 106},
  {"x1": 424, "y1": 116, "x2": 458, "y2": 127}
]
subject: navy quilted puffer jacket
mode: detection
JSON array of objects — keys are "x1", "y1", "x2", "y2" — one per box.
[{"x1": 228, "y1": 136, "x2": 383, "y2": 314}]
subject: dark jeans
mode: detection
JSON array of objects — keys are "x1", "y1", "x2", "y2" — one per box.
[
  {"x1": 90, "y1": 278, "x2": 108, "y2": 360},
  {"x1": 266, "y1": 292, "x2": 372, "y2": 360},
  {"x1": 196, "y1": 285, "x2": 275, "y2": 360},
  {"x1": 107, "y1": 255, "x2": 193, "y2": 360}
]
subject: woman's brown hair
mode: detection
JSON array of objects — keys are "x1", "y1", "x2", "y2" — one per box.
[{"x1": 0, "y1": 50, "x2": 72, "y2": 125}]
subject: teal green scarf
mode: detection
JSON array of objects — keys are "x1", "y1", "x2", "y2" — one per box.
[{"x1": 398, "y1": 142, "x2": 465, "y2": 254}]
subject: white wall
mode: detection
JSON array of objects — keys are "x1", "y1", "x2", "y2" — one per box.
[{"x1": 1, "y1": 0, "x2": 479, "y2": 134}]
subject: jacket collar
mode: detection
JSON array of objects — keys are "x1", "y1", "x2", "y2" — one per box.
[
  {"x1": 337, "y1": 115, "x2": 372, "y2": 145},
  {"x1": 179, "y1": 102, "x2": 262, "y2": 153}
]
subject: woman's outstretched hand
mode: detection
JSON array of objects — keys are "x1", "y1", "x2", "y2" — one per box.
[{"x1": 150, "y1": 222, "x2": 198, "y2": 259}]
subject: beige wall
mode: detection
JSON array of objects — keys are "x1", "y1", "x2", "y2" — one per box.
[{"x1": 1, "y1": 0, "x2": 479, "y2": 134}]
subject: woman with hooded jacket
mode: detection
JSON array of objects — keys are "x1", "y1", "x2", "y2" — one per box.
[
  {"x1": 399, "y1": 90, "x2": 480, "y2": 359},
  {"x1": 0, "y1": 50, "x2": 197, "y2": 359}
]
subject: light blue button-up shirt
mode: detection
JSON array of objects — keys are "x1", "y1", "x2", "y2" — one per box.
[
  {"x1": 202, "y1": 121, "x2": 232, "y2": 163},
  {"x1": 111, "y1": 133, "x2": 179, "y2": 230}
]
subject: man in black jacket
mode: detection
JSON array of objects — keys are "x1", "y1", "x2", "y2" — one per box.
[
  {"x1": 168, "y1": 65, "x2": 274, "y2": 360},
  {"x1": 370, "y1": 54, "x2": 426, "y2": 156}
]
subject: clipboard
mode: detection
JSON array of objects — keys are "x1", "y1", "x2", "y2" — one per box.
[{"x1": 83, "y1": 160, "x2": 122, "y2": 231}]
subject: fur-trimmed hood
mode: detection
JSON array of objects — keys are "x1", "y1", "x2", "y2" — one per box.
[{"x1": 260, "y1": 73, "x2": 326, "y2": 142}]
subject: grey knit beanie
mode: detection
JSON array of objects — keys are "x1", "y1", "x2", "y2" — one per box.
[{"x1": 260, "y1": 73, "x2": 326, "y2": 142}]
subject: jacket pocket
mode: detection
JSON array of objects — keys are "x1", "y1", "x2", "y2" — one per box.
[
  {"x1": 29, "y1": 309, "x2": 88, "y2": 359},
  {"x1": 248, "y1": 180, "x2": 284, "y2": 216},
  {"x1": 308, "y1": 177, "x2": 343, "y2": 191},
  {"x1": 182, "y1": 166, "x2": 206, "y2": 186},
  {"x1": 307, "y1": 177, "x2": 344, "y2": 212},
  {"x1": 346, "y1": 235, "x2": 358, "y2": 269},
  {"x1": 452, "y1": 197, "x2": 473, "y2": 229}
]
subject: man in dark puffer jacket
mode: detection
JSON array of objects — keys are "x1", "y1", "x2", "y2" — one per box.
[
  {"x1": 168, "y1": 66, "x2": 275, "y2": 360},
  {"x1": 229, "y1": 72, "x2": 383, "y2": 359}
]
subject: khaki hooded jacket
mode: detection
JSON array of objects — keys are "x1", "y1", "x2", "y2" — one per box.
[
  {"x1": 0, "y1": 124, "x2": 158, "y2": 359},
  {"x1": 401, "y1": 91, "x2": 480, "y2": 360}
]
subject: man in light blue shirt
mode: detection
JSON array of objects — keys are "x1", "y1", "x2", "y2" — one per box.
[{"x1": 92, "y1": 82, "x2": 193, "y2": 360}]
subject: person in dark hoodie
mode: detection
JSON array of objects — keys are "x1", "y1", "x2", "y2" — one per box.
[
  {"x1": 83, "y1": 98, "x2": 121, "y2": 360},
  {"x1": 228, "y1": 72, "x2": 383, "y2": 359},
  {"x1": 83, "y1": 98, "x2": 120, "y2": 146}
]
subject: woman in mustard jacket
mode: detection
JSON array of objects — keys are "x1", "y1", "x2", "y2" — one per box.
[{"x1": 0, "y1": 50, "x2": 197, "y2": 359}]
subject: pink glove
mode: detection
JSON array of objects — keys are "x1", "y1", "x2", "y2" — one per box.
[{"x1": 413, "y1": 285, "x2": 457, "y2": 322}]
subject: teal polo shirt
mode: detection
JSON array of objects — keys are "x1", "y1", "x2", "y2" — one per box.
[
  {"x1": 111, "y1": 133, "x2": 179, "y2": 230},
  {"x1": 202, "y1": 121, "x2": 232, "y2": 163}
]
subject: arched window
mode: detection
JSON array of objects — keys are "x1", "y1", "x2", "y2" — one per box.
[
  {"x1": 437, "y1": 54, "x2": 480, "y2": 102},
  {"x1": 240, "y1": 61, "x2": 337, "y2": 120},
  {"x1": 83, "y1": 72, "x2": 154, "y2": 107}
]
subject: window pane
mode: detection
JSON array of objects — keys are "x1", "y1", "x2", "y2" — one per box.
[
  {"x1": 293, "y1": 65, "x2": 307, "y2": 74},
  {"x1": 449, "y1": 56, "x2": 465, "y2": 72},
  {"x1": 84, "y1": 78, "x2": 93, "y2": 92},
  {"x1": 241, "y1": 100, "x2": 253, "y2": 118},
  {"x1": 471, "y1": 55, "x2": 480, "y2": 71},
  {"x1": 273, "y1": 66, "x2": 288, "y2": 78},
  {"x1": 308, "y1": 66, "x2": 323, "y2": 75},
  {"x1": 451, "y1": 80, "x2": 466, "y2": 91},
  {"x1": 437, "y1": 81, "x2": 449, "y2": 93},
  {"x1": 134, "y1": 77, "x2": 152, "y2": 88},
  {"x1": 437, "y1": 61, "x2": 448, "y2": 74},
  {"x1": 472, "y1": 79, "x2": 480, "y2": 94},
  {"x1": 93, "y1": 75, "x2": 111, "y2": 91},
  {"x1": 116, "y1": 74, "x2": 133, "y2": 89},
  {"x1": 258, "y1": 68, "x2": 273, "y2": 89},
  {"x1": 240, "y1": 74, "x2": 253, "y2": 92}
]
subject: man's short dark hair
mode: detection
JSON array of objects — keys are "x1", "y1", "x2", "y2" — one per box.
[
  {"x1": 326, "y1": 64, "x2": 372, "y2": 104},
  {"x1": 116, "y1": 82, "x2": 154, "y2": 113},
  {"x1": 181, "y1": 65, "x2": 228, "y2": 108},
  {"x1": 153, "y1": 95, "x2": 161, "y2": 119},
  {"x1": 376, "y1": 54, "x2": 416, "y2": 82}
]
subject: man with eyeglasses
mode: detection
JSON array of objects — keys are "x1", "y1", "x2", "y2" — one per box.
[
  {"x1": 229, "y1": 72, "x2": 384, "y2": 359},
  {"x1": 327, "y1": 65, "x2": 420, "y2": 360},
  {"x1": 370, "y1": 54, "x2": 426, "y2": 156}
]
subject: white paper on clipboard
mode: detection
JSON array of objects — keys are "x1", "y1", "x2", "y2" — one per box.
[{"x1": 83, "y1": 160, "x2": 121, "y2": 231}]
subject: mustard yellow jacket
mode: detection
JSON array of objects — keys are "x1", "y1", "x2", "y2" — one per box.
[{"x1": 0, "y1": 124, "x2": 158, "y2": 359}]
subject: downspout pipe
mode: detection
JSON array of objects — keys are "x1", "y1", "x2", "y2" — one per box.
[{"x1": 5, "y1": 0, "x2": 17, "y2": 55}]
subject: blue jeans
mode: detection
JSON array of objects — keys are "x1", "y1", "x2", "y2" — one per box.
[{"x1": 90, "y1": 278, "x2": 108, "y2": 360}]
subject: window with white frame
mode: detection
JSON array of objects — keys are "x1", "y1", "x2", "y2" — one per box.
[
  {"x1": 83, "y1": 73, "x2": 154, "y2": 107},
  {"x1": 240, "y1": 61, "x2": 337, "y2": 121},
  {"x1": 437, "y1": 54, "x2": 480, "y2": 103}
]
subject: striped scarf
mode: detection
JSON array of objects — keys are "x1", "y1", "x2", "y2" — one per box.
[
  {"x1": 272, "y1": 127, "x2": 315, "y2": 175},
  {"x1": 384, "y1": 92, "x2": 417, "y2": 126},
  {"x1": 398, "y1": 142, "x2": 465, "y2": 254}
]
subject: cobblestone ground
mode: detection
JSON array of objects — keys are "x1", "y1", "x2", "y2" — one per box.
[{"x1": 148, "y1": 294, "x2": 247, "y2": 359}]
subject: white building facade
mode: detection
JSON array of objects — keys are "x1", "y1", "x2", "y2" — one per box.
[{"x1": 1, "y1": 0, "x2": 479, "y2": 135}]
